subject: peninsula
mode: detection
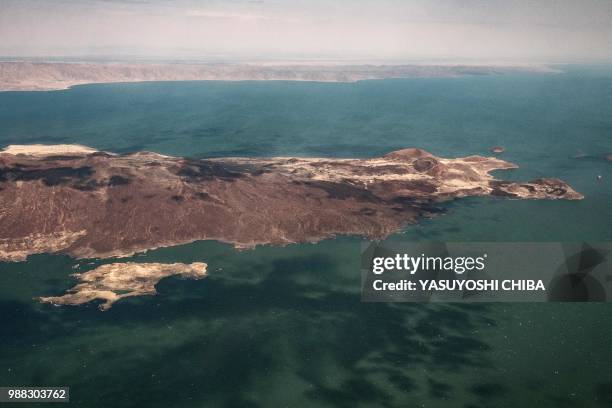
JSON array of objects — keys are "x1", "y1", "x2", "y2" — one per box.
[{"x1": 0, "y1": 144, "x2": 582, "y2": 262}]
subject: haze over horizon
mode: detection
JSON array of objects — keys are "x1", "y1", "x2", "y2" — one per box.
[{"x1": 1, "y1": 0, "x2": 612, "y2": 63}]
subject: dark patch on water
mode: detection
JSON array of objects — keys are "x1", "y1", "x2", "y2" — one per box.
[
  {"x1": 428, "y1": 377, "x2": 453, "y2": 399},
  {"x1": 595, "y1": 382, "x2": 612, "y2": 406},
  {"x1": 470, "y1": 382, "x2": 507, "y2": 398}
]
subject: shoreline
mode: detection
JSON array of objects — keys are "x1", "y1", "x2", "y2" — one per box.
[{"x1": 0, "y1": 61, "x2": 562, "y2": 92}]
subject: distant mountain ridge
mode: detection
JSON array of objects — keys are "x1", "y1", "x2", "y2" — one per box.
[{"x1": 0, "y1": 61, "x2": 560, "y2": 91}]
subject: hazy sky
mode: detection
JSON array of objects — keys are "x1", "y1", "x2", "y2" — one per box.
[{"x1": 1, "y1": 0, "x2": 611, "y2": 62}]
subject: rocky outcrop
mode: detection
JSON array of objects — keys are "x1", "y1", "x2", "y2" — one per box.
[{"x1": 39, "y1": 262, "x2": 207, "y2": 310}]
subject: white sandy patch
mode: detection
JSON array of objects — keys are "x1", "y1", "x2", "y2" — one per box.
[{"x1": 1, "y1": 144, "x2": 98, "y2": 156}]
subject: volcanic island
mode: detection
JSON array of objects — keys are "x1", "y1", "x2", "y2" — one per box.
[{"x1": 0, "y1": 144, "x2": 582, "y2": 308}]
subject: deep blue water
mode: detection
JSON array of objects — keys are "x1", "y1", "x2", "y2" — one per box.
[{"x1": 0, "y1": 67, "x2": 611, "y2": 407}]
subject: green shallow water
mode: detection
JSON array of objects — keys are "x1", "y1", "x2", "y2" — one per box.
[{"x1": 0, "y1": 66, "x2": 611, "y2": 407}]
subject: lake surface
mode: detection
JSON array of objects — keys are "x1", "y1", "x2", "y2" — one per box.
[{"x1": 0, "y1": 66, "x2": 611, "y2": 407}]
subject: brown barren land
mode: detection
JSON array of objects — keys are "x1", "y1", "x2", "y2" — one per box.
[{"x1": 0, "y1": 144, "x2": 582, "y2": 262}]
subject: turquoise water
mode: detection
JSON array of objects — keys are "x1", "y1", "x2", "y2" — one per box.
[{"x1": 0, "y1": 66, "x2": 611, "y2": 407}]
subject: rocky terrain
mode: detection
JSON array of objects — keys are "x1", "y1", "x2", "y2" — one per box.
[
  {"x1": 0, "y1": 144, "x2": 582, "y2": 262},
  {"x1": 39, "y1": 262, "x2": 207, "y2": 310},
  {"x1": 0, "y1": 62, "x2": 560, "y2": 91}
]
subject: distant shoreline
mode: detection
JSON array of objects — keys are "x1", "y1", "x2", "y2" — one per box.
[{"x1": 0, "y1": 61, "x2": 561, "y2": 92}]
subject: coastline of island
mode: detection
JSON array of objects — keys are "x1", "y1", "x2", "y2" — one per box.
[{"x1": 0, "y1": 144, "x2": 582, "y2": 262}]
